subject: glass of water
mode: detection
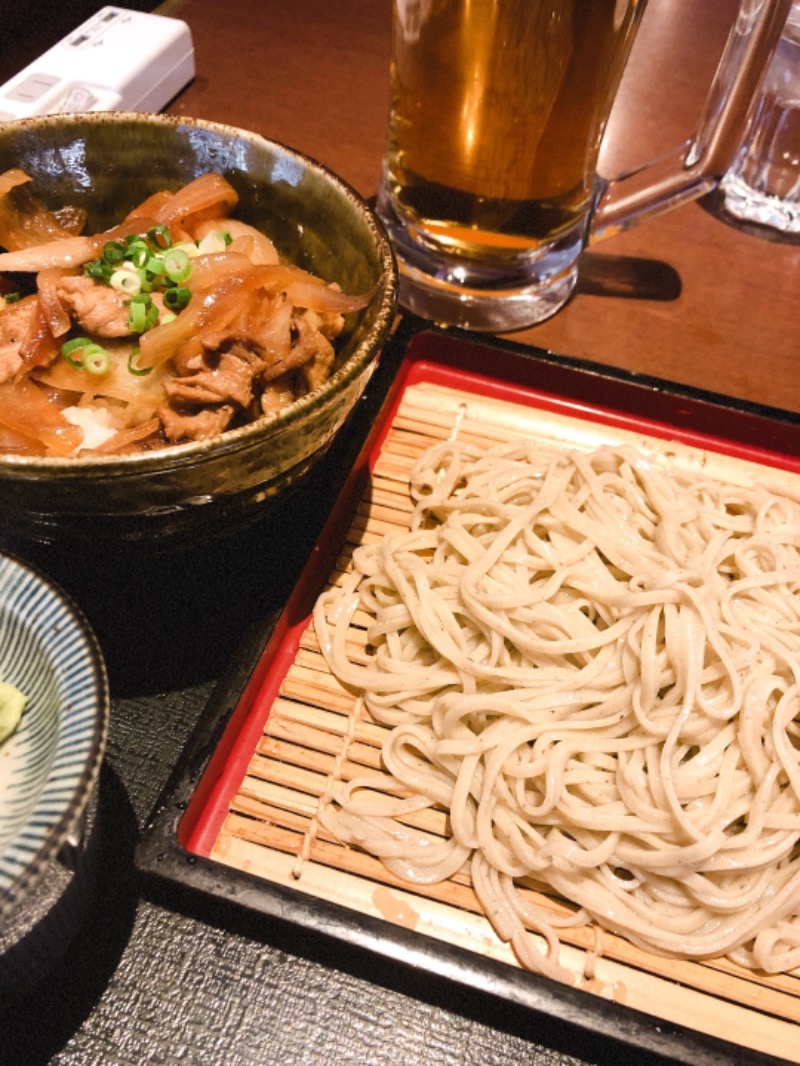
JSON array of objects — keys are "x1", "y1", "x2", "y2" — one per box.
[{"x1": 722, "y1": 2, "x2": 800, "y2": 234}]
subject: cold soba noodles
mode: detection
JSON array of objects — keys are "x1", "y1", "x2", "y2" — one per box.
[{"x1": 313, "y1": 440, "x2": 800, "y2": 982}]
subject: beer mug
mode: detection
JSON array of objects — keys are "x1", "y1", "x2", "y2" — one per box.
[{"x1": 376, "y1": 0, "x2": 794, "y2": 331}]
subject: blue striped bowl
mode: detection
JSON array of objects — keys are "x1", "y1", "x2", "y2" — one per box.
[{"x1": 0, "y1": 553, "x2": 108, "y2": 915}]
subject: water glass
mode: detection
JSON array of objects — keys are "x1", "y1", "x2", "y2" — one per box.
[{"x1": 722, "y1": 2, "x2": 800, "y2": 233}]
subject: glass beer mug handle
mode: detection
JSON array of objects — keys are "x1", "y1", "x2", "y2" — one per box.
[{"x1": 590, "y1": 0, "x2": 795, "y2": 241}]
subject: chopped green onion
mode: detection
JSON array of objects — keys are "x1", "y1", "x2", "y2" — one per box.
[
  {"x1": 109, "y1": 264, "x2": 143, "y2": 295},
  {"x1": 83, "y1": 345, "x2": 111, "y2": 376},
  {"x1": 61, "y1": 336, "x2": 93, "y2": 369},
  {"x1": 60, "y1": 337, "x2": 110, "y2": 374},
  {"x1": 164, "y1": 286, "x2": 191, "y2": 312},
  {"x1": 84, "y1": 259, "x2": 113, "y2": 283},
  {"x1": 3, "y1": 292, "x2": 20, "y2": 304},
  {"x1": 144, "y1": 255, "x2": 166, "y2": 276},
  {"x1": 163, "y1": 248, "x2": 191, "y2": 283},
  {"x1": 147, "y1": 224, "x2": 172, "y2": 249},
  {"x1": 80, "y1": 222, "x2": 199, "y2": 317},
  {"x1": 61, "y1": 337, "x2": 90, "y2": 354},
  {"x1": 102, "y1": 240, "x2": 126, "y2": 264},
  {"x1": 126, "y1": 293, "x2": 159, "y2": 333},
  {"x1": 127, "y1": 347, "x2": 152, "y2": 377},
  {"x1": 125, "y1": 238, "x2": 151, "y2": 268},
  {"x1": 127, "y1": 298, "x2": 147, "y2": 333}
]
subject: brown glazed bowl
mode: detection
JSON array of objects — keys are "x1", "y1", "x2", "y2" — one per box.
[{"x1": 0, "y1": 112, "x2": 396, "y2": 549}]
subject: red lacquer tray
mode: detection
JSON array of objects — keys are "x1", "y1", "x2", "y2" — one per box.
[{"x1": 138, "y1": 322, "x2": 800, "y2": 1066}]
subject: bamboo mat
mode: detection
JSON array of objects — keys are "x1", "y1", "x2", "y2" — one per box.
[{"x1": 211, "y1": 381, "x2": 800, "y2": 1063}]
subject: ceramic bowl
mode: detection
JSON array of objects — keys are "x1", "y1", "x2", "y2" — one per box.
[
  {"x1": 0, "y1": 551, "x2": 108, "y2": 918},
  {"x1": 0, "y1": 112, "x2": 397, "y2": 549}
]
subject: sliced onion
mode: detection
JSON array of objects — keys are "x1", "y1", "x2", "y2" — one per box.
[
  {"x1": 124, "y1": 190, "x2": 173, "y2": 222},
  {"x1": 0, "y1": 235, "x2": 95, "y2": 272},
  {"x1": 195, "y1": 280, "x2": 256, "y2": 346},
  {"x1": 227, "y1": 234, "x2": 255, "y2": 259},
  {"x1": 0, "y1": 215, "x2": 168, "y2": 271},
  {"x1": 92, "y1": 416, "x2": 161, "y2": 455},
  {"x1": 0, "y1": 174, "x2": 86, "y2": 250},
  {"x1": 19, "y1": 296, "x2": 59, "y2": 370},
  {"x1": 35, "y1": 356, "x2": 160, "y2": 404},
  {"x1": 137, "y1": 297, "x2": 206, "y2": 370},
  {"x1": 254, "y1": 262, "x2": 375, "y2": 313},
  {"x1": 246, "y1": 290, "x2": 292, "y2": 361},
  {"x1": 283, "y1": 277, "x2": 374, "y2": 314},
  {"x1": 92, "y1": 216, "x2": 161, "y2": 249},
  {"x1": 154, "y1": 173, "x2": 239, "y2": 229},
  {"x1": 0, "y1": 423, "x2": 44, "y2": 455},
  {"x1": 37, "y1": 267, "x2": 72, "y2": 337},
  {"x1": 184, "y1": 250, "x2": 258, "y2": 293},
  {"x1": 193, "y1": 217, "x2": 279, "y2": 265},
  {"x1": 0, "y1": 378, "x2": 83, "y2": 456},
  {"x1": 137, "y1": 266, "x2": 258, "y2": 370},
  {"x1": 0, "y1": 168, "x2": 32, "y2": 200}
]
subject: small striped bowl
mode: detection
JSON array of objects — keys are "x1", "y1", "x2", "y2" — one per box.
[{"x1": 0, "y1": 553, "x2": 108, "y2": 916}]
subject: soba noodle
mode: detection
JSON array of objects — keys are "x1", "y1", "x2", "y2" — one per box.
[{"x1": 312, "y1": 440, "x2": 800, "y2": 981}]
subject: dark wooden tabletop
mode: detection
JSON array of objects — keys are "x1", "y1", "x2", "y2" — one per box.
[
  {"x1": 163, "y1": 0, "x2": 798, "y2": 413},
  {"x1": 1, "y1": 2, "x2": 797, "y2": 1064}
]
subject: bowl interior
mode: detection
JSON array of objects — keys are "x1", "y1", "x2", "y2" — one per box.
[
  {"x1": 0, "y1": 112, "x2": 391, "y2": 370},
  {"x1": 0, "y1": 553, "x2": 107, "y2": 913},
  {"x1": 0, "y1": 113, "x2": 397, "y2": 547}
]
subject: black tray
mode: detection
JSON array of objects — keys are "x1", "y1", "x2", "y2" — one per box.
[{"x1": 137, "y1": 319, "x2": 800, "y2": 1066}]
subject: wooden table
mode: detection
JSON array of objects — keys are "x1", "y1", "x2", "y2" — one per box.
[
  {"x1": 162, "y1": 0, "x2": 798, "y2": 413},
  {"x1": 2, "y1": 2, "x2": 798, "y2": 1064}
]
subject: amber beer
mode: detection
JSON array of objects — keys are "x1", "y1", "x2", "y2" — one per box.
[{"x1": 381, "y1": 0, "x2": 646, "y2": 258}]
